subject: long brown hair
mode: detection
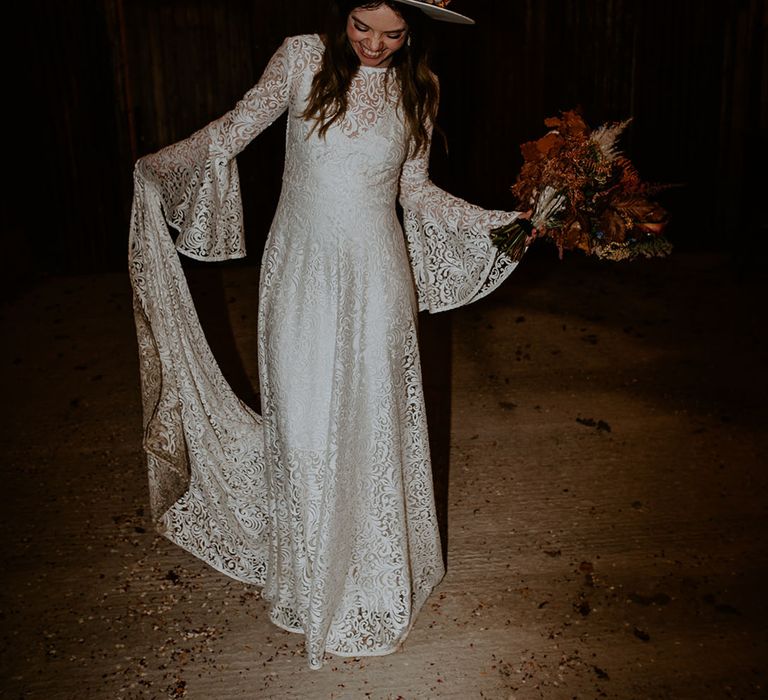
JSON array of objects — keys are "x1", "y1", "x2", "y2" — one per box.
[{"x1": 302, "y1": 0, "x2": 439, "y2": 155}]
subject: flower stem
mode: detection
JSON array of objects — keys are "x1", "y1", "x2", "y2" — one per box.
[{"x1": 490, "y1": 218, "x2": 534, "y2": 261}]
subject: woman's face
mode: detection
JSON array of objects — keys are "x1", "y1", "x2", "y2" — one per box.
[{"x1": 346, "y1": 4, "x2": 408, "y2": 68}]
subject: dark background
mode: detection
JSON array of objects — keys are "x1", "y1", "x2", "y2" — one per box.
[{"x1": 10, "y1": 0, "x2": 766, "y2": 281}]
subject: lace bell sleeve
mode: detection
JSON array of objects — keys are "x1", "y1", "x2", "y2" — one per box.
[
  {"x1": 398, "y1": 119, "x2": 523, "y2": 314},
  {"x1": 135, "y1": 35, "x2": 299, "y2": 260}
]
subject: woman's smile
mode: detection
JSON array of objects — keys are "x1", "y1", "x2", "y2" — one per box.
[{"x1": 346, "y1": 5, "x2": 408, "y2": 67}]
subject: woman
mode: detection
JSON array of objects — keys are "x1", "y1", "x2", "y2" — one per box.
[{"x1": 129, "y1": 0, "x2": 523, "y2": 669}]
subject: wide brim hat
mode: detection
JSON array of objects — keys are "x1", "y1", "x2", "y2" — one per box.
[{"x1": 392, "y1": 0, "x2": 475, "y2": 25}]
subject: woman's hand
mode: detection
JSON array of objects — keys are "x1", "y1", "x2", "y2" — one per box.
[{"x1": 518, "y1": 209, "x2": 538, "y2": 245}]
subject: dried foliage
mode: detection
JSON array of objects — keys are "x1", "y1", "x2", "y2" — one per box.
[{"x1": 492, "y1": 110, "x2": 671, "y2": 262}]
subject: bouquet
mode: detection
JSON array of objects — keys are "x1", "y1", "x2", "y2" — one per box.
[{"x1": 491, "y1": 110, "x2": 671, "y2": 262}]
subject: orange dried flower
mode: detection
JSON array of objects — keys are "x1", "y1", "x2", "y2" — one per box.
[{"x1": 492, "y1": 109, "x2": 671, "y2": 262}]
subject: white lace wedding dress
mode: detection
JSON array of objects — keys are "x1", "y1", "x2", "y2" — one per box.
[{"x1": 129, "y1": 33, "x2": 520, "y2": 669}]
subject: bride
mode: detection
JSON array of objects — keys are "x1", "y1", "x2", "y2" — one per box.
[{"x1": 129, "y1": 0, "x2": 524, "y2": 669}]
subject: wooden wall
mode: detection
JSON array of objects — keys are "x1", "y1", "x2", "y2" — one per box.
[{"x1": 15, "y1": 0, "x2": 766, "y2": 274}]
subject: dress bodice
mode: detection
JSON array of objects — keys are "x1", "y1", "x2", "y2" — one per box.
[{"x1": 282, "y1": 37, "x2": 409, "y2": 216}]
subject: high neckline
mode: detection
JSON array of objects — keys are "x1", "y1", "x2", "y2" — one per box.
[{"x1": 358, "y1": 63, "x2": 391, "y2": 72}]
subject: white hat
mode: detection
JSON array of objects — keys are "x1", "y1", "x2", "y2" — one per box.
[{"x1": 392, "y1": 0, "x2": 475, "y2": 25}]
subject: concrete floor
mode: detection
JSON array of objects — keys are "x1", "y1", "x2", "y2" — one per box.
[{"x1": 1, "y1": 250, "x2": 766, "y2": 699}]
